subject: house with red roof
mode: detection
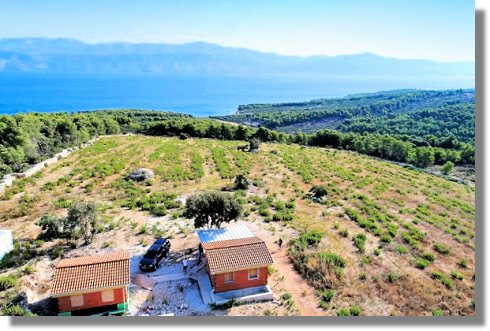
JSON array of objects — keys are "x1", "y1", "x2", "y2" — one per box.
[
  {"x1": 51, "y1": 251, "x2": 131, "y2": 316},
  {"x1": 196, "y1": 225, "x2": 273, "y2": 298}
]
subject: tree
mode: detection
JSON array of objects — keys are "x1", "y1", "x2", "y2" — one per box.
[
  {"x1": 248, "y1": 138, "x2": 260, "y2": 152},
  {"x1": 234, "y1": 174, "x2": 251, "y2": 190},
  {"x1": 184, "y1": 191, "x2": 242, "y2": 229},
  {"x1": 441, "y1": 161, "x2": 455, "y2": 175},
  {"x1": 234, "y1": 125, "x2": 249, "y2": 141},
  {"x1": 413, "y1": 147, "x2": 435, "y2": 168},
  {"x1": 309, "y1": 185, "x2": 328, "y2": 201},
  {"x1": 66, "y1": 202, "x2": 98, "y2": 244},
  {"x1": 38, "y1": 214, "x2": 68, "y2": 239},
  {"x1": 37, "y1": 202, "x2": 97, "y2": 244}
]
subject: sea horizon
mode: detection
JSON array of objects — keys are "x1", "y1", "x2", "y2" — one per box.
[{"x1": 0, "y1": 72, "x2": 475, "y2": 117}]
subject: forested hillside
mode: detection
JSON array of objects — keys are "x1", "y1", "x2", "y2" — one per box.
[
  {"x1": 0, "y1": 89, "x2": 476, "y2": 179},
  {"x1": 213, "y1": 89, "x2": 475, "y2": 144}
]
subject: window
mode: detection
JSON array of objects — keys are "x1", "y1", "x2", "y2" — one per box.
[
  {"x1": 101, "y1": 290, "x2": 115, "y2": 302},
  {"x1": 224, "y1": 272, "x2": 234, "y2": 284},
  {"x1": 248, "y1": 268, "x2": 259, "y2": 280},
  {"x1": 70, "y1": 295, "x2": 84, "y2": 307}
]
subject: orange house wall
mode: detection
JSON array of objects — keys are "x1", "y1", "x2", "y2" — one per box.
[
  {"x1": 57, "y1": 287, "x2": 127, "y2": 312},
  {"x1": 210, "y1": 267, "x2": 269, "y2": 293}
]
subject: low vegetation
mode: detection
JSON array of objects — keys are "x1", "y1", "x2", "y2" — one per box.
[{"x1": 0, "y1": 134, "x2": 475, "y2": 316}]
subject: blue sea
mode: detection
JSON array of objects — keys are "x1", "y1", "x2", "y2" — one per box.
[{"x1": 0, "y1": 73, "x2": 475, "y2": 117}]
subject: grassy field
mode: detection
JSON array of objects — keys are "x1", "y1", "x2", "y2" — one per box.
[{"x1": 0, "y1": 135, "x2": 475, "y2": 316}]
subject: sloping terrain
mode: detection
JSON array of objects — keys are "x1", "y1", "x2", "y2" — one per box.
[
  {"x1": 215, "y1": 89, "x2": 475, "y2": 140},
  {"x1": 0, "y1": 135, "x2": 475, "y2": 316}
]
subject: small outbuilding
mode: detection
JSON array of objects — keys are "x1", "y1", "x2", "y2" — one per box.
[
  {"x1": 51, "y1": 251, "x2": 131, "y2": 316},
  {"x1": 0, "y1": 230, "x2": 13, "y2": 260},
  {"x1": 196, "y1": 225, "x2": 273, "y2": 294}
]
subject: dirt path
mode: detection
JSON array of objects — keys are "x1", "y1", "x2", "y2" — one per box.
[
  {"x1": 244, "y1": 221, "x2": 323, "y2": 316},
  {"x1": 269, "y1": 246, "x2": 324, "y2": 316}
]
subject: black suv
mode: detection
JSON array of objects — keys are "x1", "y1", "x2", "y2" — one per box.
[{"x1": 139, "y1": 238, "x2": 171, "y2": 272}]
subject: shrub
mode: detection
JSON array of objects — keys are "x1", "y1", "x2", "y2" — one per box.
[
  {"x1": 37, "y1": 202, "x2": 98, "y2": 244},
  {"x1": 317, "y1": 289, "x2": 334, "y2": 310},
  {"x1": 1, "y1": 304, "x2": 33, "y2": 316},
  {"x1": 353, "y1": 233, "x2": 367, "y2": 253},
  {"x1": 373, "y1": 248, "x2": 381, "y2": 256},
  {"x1": 309, "y1": 185, "x2": 328, "y2": 201},
  {"x1": 432, "y1": 309, "x2": 444, "y2": 316},
  {"x1": 54, "y1": 197, "x2": 73, "y2": 209},
  {"x1": 433, "y1": 243, "x2": 450, "y2": 255},
  {"x1": 0, "y1": 275, "x2": 17, "y2": 291},
  {"x1": 24, "y1": 265, "x2": 35, "y2": 275},
  {"x1": 234, "y1": 174, "x2": 250, "y2": 190},
  {"x1": 458, "y1": 258, "x2": 468, "y2": 268},
  {"x1": 337, "y1": 305, "x2": 362, "y2": 316},
  {"x1": 451, "y1": 270, "x2": 464, "y2": 281},
  {"x1": 441, "y1": 161, "x2": 455, "y2": 175},
  {"x1": 380, "y1": 233, "x2": 392, "y2": 243},
  {"x1": 290, "y1": 230, "x2": 324, "y2": 252},
  {"x1": 396, "y1": 245, "x2": 408, "y2": 254},
  {"x1": 0, "y1": 240, "x2": 43, "y2": 269},
  {"x1": 272, "y1": 211, "x2": 293, "y2": 222},
  {"x1": 421, "y1": 252, "x2": 436, "y2": 262},
  {"x1": 318, "y1": 252, "x2": 346, "y2": 268},
  {"x1": 339, "y1": 228, "x2": 349, "y2": 237},
  {"x1": 415, "y1": 258, "x2": 430, "y2": 269},
  {"x1": 385, "y1": 272, "x2": 398, "y2": 283},
  {"x1": 337, "y1": 308, "x2": 351, "y2": 316},
  {"x1": 139, "y1": 224, "x2": 148, "y2": 235},
  {"x1": 431, "y1": 271, "x2": 453, "y2": 289}
]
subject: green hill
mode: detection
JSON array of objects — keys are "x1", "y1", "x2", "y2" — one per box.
[{"x1": 0, "y1": 135, "x2": 475, "y2": 316}]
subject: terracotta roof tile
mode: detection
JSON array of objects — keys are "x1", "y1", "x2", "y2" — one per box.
[
  {"x1": 202, "y1": 236, "x2": 264, "y2": 250},
  {"x1": 205, "y1": 239, "x2": 273, "y2": 274},
  {"x1": 52, "y1": 252, "x2": 130, "y2": 296}
]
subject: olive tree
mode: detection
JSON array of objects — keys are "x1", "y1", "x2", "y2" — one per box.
[
  {"x1": 184, "y1": 191, "x2": 242, "y2": 229},
  {"x1": 37, "y1": 202, "x2": 97, "y2": 244}
]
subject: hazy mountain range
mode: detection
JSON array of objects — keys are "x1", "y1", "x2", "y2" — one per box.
[{"x1": 0, "y1": 38, "x2": 474, "y2": 78}]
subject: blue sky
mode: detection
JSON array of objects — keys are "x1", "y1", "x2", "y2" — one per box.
[{"x1": 0, "y1": 0, "x2": 475, "y2": 62}]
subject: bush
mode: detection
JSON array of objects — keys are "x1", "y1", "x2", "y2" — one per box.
[
  {"x1": 339, "y1": 228, "x2": 349, "y2": 237},
  {"x1": 272, "y1": 211, "x2": 293, "y2": 222},
  {"x1": 380, "y1": 233, "x2": 392, "y2": 243},
  {"x1": 318, "y1": 252, "x2": 346, "y2": 268},
  {"x1": 441, "y1": 161, "x2": 455, "y2": 175},
  {"x1": 0, "y1": 275, "x2": 17, "y2": 291},
  {"x1": 353, "y1": 233, "x2": 367, "y2": 253},
  {"x1": 38, "y1": 202, "x2": 97, "y2": 244},
  {"x1": 458, "y1": 258, "x2": 468, "y2": 268},
  {"x1": 415, "y1": 258, "x2": 430, "y2": 269},
  {"x1": 433, "y1": 243, "x2": 450, "y2": 255},
  {"x1": 432, "y1": 309, "x2": 444, "y2": 316},
  {"x1": 396, "y1": 245, "x2": 408, "y2": 254},
  {"x1": 290, "y1": 230, "x2": 324, "y2": 252},
  {"x1": 317, "y1": 289, "x2": 334, "y2": 310},
  {"x1": 1, "y1": 304, "x2": 33, "y2": 316},
  {"x1": 431, "y1": 271, "x2": 453, "y2": 289},
  {"x1": 385, "y1": 272, "x2": 398, "y2": 283},
  {"x1": 337, "y1": 305, "x2": 362, "y2": 316},
  {"x1": 309, "y1": 185, "x2": 328, "y2": 200},
  {"x1": 450, "y1": 270, "x2": 464, "y2": 281},
  {"x1": 421, "y1": 252, "x2": 436, "y2": 262},
  {"x1": 234, "y1": 174, "x2": 251, "y2": 190}
]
